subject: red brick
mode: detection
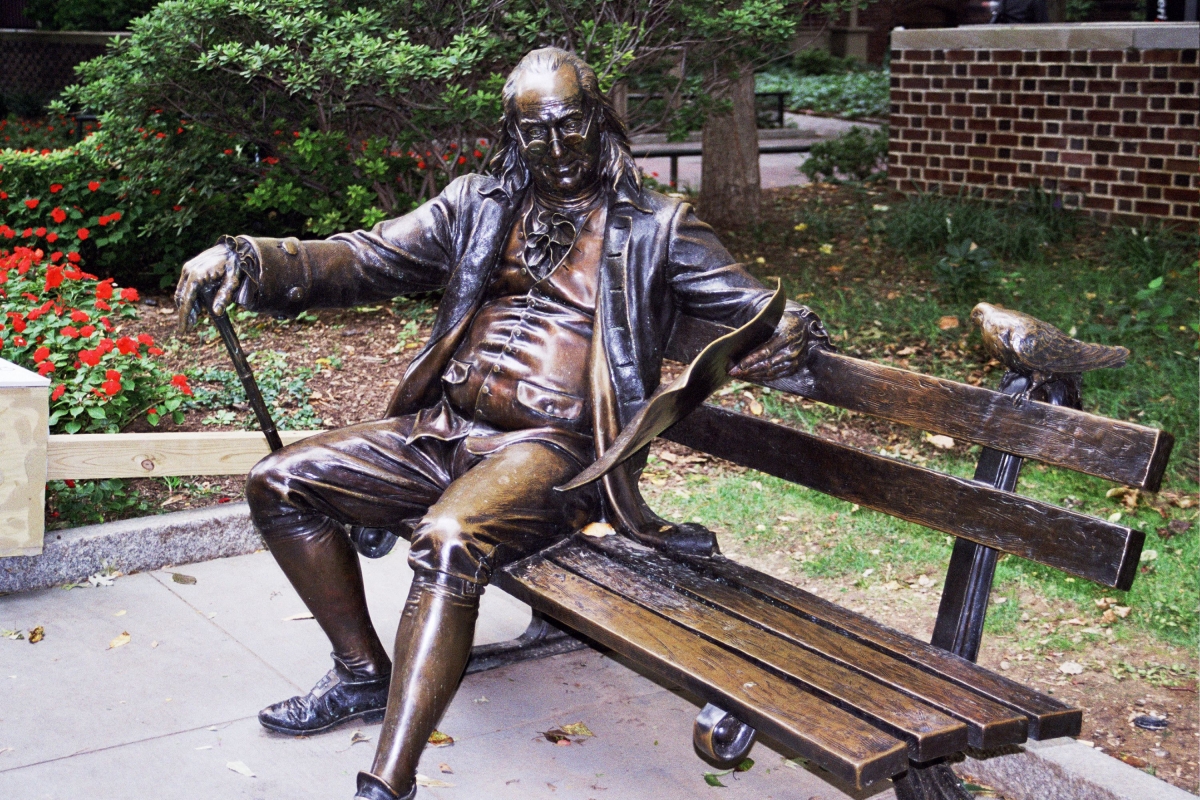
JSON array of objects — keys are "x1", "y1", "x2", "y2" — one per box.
[
  {"x1": 1168, "y1": 127, "x2": 1200, "y2": 142},
  {"x1": 1143, "y1": 50, "x2": 1181, "y2": 64},
  {"x1": 1036, "y1": 108, "x2": 1069, "y2": 121},
  {"x1": 1135, "y1": 200, "x2": 1171, "y2": 215},
  {"x1": 1169, "y1": 66, "x2": 1200, "y2": 79},
  {"x1": 1085, "y1": 167, "x2": 1119, "y2": 181},
  {"x1": 1062, "y1": 152, "x2": 1094, "y2": 166},
  {"x1": 1014, "y1": 93, "x2": 1045, "y2": 107},
  {"x1": 1040, "y1": 50, "x2": 1070, "y2": 62},
  {"x1": 967, "y1": 92, "x2": 998, "y2": 104},
  {"x1": 967, "y1": 171, "x2": 993, "y2": 183},
  {"x1": 901, "y1": 77, "x2": 932, "y2": 90},
  {"x1": 1014, "y1": 120, "x2": 1044, "y2": 134},
  {"x1": 1141, "y1": 111, "x2": 1177, "y2": 125},
  {"x1": 1063, "y1": 122, "x2": 1095, "y2": 136},
  {"x1": 992, "y1": 78, "x2": 1022, "y2": 91},
  {"x1": 1035, "y1": 163, "x2": 1067, "y2": 177},
  {"x1": 967, "y1": 146, "x2": 998, "y2": 158},
  {"x1": 926, "y1": 117, "x2": 953, "y2": 130},
  {"x1": 1112, "y1": 155, "x2": 1146, "y2": 168},
  {"x1": 1086, "y1": 139, "x2": 1120, "y2": 153},
  {"x1": 903, "y1": 49, "x2": 932, "y2": 61},
  {"x1": 1113, "y1": 125, "x2": 1148, "y2": 138},
  {"x1": 1166, "y1": 158, "x2": 1199, "y2": 173},
  {"x1": 946, "y1": 131, "x2": 973, "y2": 145},
  {"x1": 1142, "y1": 81, "x2": 1177, "y2": 94},
  {"x1": 968, "y1": 118, "x2": 998, "y2": 131},
  {"x1": 1115, "y1": 66, "x2": 1151, "y2": 79},
  {"x1": 901, "y1": 154, "x2": 929, "y2": 167},
  {"x1": 1168, "y1": 96, "x2": 1200, "y2": 111},
  {"x1": 1015, "y1": 64, "x2": 1046, "y2": 77},
  {"x1": 969, "y1": 64, "x2": 999, "y2": 76},
  {"x1": 986, "y1": 161, "x2": 1018, "y2": 174},
  {"x1": 926, "y1": 91, "x2": 952, "y2": 103},
  {"x1": 1086, "y1": 109, "x2": 1121, "y2": 122},
  {"x1": 1111, "y1": 184, "x2": 1145, "y2": 198},
  {"x1": 991, "y1": 105, "x2": 1020, "y2": 119},
  {"x1": 901, "y1": 104, "x2": 931, "y2": 115},
  {"x1": 925, "y1": 169, "x2": 951, "y2": 182},
  {"x1": 1084, "y1": 196, "x2": 1116, "y2": 210},
  {"x1": 926, "y1": 63, "x2": 953, "y2": 76},
  {"x1": 926, "y1": 143, "x2": 953, "y2": 155},
  {"x1": 993, "y1": 50, "x2": 1023, "y2": 63},
  {"x1": 1138, "y1": 171, "x2": 1172, "y2": 186},
  {"x1": 947, "y1": 50, "x2": 976, "y2": 62},
  {"x1": 1164, "y1": 187, "x2": 1200, "y2": 203},
  {"x1": 946, "y1": 78, "x2": 974, "y2": 90},
  {"x1": 891, "y1": 62, "x2": 913, "y2": 75},
  {"x1": 1086, "y1": 80, "x2": 1121, "y2": 94},
  {"x1": 1063, "y1": 94, "x2": 1096, "y2": 108},
  {"x1": 1037, "y1": 136, "x2": 1068, "y2": 149},
  {"x1": 1012, "y1": 149, "x2": 1043, "y2": 161},
  {"x1": 1113, "y1": 95, "x2": 1149, "y2": 109},
  {"x1": 1089, "y1": 50, "x2": 1124, "y2": 64},
  {"x1": 992, "y1": 133, "x2": 1020, "y2": 146},
  {"x1": 1040, "y1": 79, "x2": 1070, "y2": 92}
]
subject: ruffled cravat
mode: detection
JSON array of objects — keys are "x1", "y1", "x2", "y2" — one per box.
[{"x1": 522, "y1": 205, "x2": 579, "y2": 279}]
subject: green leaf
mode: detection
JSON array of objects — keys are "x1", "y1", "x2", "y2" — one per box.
[
  {"x1": 703, "y1": 773, "x2": 727, "y2": 787},
  {"x1": 86, "y1": 406, "x2": 107, "y2": 419},
  {"x1": 734, "y1": 758, "x2": 754, "y2": 772}
]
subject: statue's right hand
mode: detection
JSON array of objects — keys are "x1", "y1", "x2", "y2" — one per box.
[{"x1": 174, "y1": 243, "x2": 241, "y2": 334}]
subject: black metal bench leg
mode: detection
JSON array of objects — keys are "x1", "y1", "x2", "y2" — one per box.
[
  {"x1": 464, "y1": 610, "x2": 588, "y2": 675},
  {"x1": 893, "y1": 761, "x2": 974, "y2": 800}
]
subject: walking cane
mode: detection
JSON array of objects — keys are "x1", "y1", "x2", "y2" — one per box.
[{"x1": 196, "y1": 283, "x2": 397, "y2": 557}]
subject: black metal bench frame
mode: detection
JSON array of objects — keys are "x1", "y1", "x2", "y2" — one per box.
[{"x1": 468, "y1": 313, "x2": 1174, "y2": 800}]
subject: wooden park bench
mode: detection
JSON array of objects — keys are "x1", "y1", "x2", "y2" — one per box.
[{"x1": 481, "y1": 312, "x2": 1174, "y2": 800}]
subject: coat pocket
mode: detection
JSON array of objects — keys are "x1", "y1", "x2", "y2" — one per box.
[
  {"x1": 516, "y1": 380, "x2": 584, "y2": 421},
  {"x1": 441, "y1": 358, "x2": 471, "y2": 385}
]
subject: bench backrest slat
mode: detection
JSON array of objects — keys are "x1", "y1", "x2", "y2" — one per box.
[
  {"x1": 666, "y1": 316, "x2": 1173, "y2": 491},
  {"x1": 664, "y1": 405, "x2": 1145, "y2": 589}
]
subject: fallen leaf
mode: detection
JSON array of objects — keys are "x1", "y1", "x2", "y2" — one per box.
[
  {"x1": 114, "y1": 610, "x2": 126, "y2": 617},
  {"x1": 1139, "y1": 549, "x2": 1158, "y2": 562},
  {"x1": 580, "y1": 522, "x2": 614, "y2": 539},
  {"x1": 1101, "y1": 609, "x2": 1117, "y2": 624},
  {"x1": 1117, "y1": 753, "x2": 1147, "y2": 768},
  {"x1": 703, "y1": 772, "x2": 727, "y2": 787},
  {"x1": 1112, "y1": 606, "x2": 1131, "y2": 618},
  {"x1": 108, "y1": 631, "x2": 130, "y2": 649},
  {"x1": 560, "y1": 722, "x2": 594, "y2": 738},
  {"x1": 937, "y1": 316, "x2": 959, "y2": 330},
  {"x1": 27, "y1": 626, "x2": 44, "y2": 644},
  {"x1": 427, "y1": 730, "x2": 454, "y2": 747},
  {"x1": 541, "y1": 729, "x2": 572, "y2": 745},
  {"x1": 349, "y1": 731, "x2": 371, "y2": 746},
  {"x1": 416, "y1": 775, "x2": 455, "y2": 788},
  {"x1": 925, "y1": 433, "x2": 955, "y2": 449},
  {"x1": 1059, "y1": 661, "x2": 1084, "y2": 675},
  {"x1": 171, "y1": 573, "x2": 197, "y2": 585},
  {"x1": 748, "y1": 400, "x2": 764, "y2": 416},
  {"x1": 1, "y1": 629, "x2": 24, "y2": 641},
  {"x1": 226, "y1": 760, "x2": 255, "y2": 778},
  {"x1": 735, "y1": 758, "x2": 754, "y2": 773},
  {"x1": 1107, "y1": 511, "x2": 1122, "y2": 523},
  {"x1": 282, "y1": 612, "x2": 315, "y2": 621},
  {"x1": 438, "y1": 763, "x2": 453, "y2": 774}
]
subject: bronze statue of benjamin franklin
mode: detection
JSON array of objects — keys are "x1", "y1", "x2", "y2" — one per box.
[{"x1": 175, "y1": 47, "x2": 828, "y2": 800}]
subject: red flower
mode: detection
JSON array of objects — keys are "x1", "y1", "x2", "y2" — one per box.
[
  {"x1": 38, "y1": 361, "x2": 55, "y2": 376},
  {"x1": 137, "y1": 333, "x2": 154, "y2": 346},
  {"x1": 22, "y1": 228, "x2": 32, "y2": 237},
  {"x1": 45, "y1": 266, "x2": 64, "y2": 290},
  {"x1": 155, "y1": 132, "x2": 166, "y2": 139},
  {"x1": 148, "y1": 346, "x2": 164, "y2": 355},
  {"x1": 99, "y1": 317, "x2": 113, "y2": 332},
  {"x1": 35, "y1": 227, "x2": 46, "y2": 237},
  {"x1": 150, "y1": 189, "x2": 161, "y2": 196},
  {"x1": 98, "y1": 215, "x2": 110, "y2": 226},
  {"x1": 66, "y1": 251, "x2": 80, "y2": 263},
  {"x1": 78, "y1": 349, "x2": 101, "y2": 366},
  {"x1": 416, "y1": 161, "x2": 426, "y2": 170},
  {"x1": 77, "y1": 228, "x2": 90, "y2": 241},
  {"x1": 223, "y1": 149, "x2": 233, "y2": 155},
  {"x1": 88, "y1": 181, "x2": 101, "y2": 191},
  {"x1": 95, "y1": 281, "x2": 113, "y2": 299},
  {"x1": 50, "y1": 207, "x2": 66, "y2": 223},
  {"x1": 0, "y1": 191, "x2": 7, "y2": 199},
  {"x1": 172, "y1": 205, "x2": 182, "y2": 212},
  {"x1": 116, "y1": 335, "x2": 138, "y2": 355},
  {"x1": 105, "y1": 369, "x2": 122, "y2": 381},
  {"x1": 70, "y1": 309, "x2": 90, "y2": 323},
  {"x1": 49, "y1": 184, "x2": 62, "y2": 194},
  {"x1": 264, "y1": 156, "x2": 279, "y2": 165},
  {"x1": 109, "y1": 212, "x2": 121, "y2": 222},
  {"x1": 13, "y1": 336, "x2": 26, "y2": 346},
  {"x1": 64, "y1": 266, "x2": 82, "y2": 280},
  {"x1": 46, "y1": 232, "x2": 58, "y2": 243},
  {"x1": 147, "y1": 407, "x2": 158, "y2": 415},
  {"x1": 121, "y1": 288, "x2": 139, "y2": 302},
  {"x1": 473, "y1": 149, "x2": 483, "y2": 159},
  {"x1": 11, "y1": 317, "x2": 26, "y2": 333},
  {"x1": 95, "y1": 299, "x2": 112, "y2": 311},
  {"x1": 51, "y1": 384, "x2": 66, "y2": 401},
  {"x1": 170, "y1": 374, "x2": 193, "y2": 396},
  {"x1": 33, "y1": 346, "x2": 50, "y2": 362},
  {"x1": 61, "y1": 326, "x2": 79, "y2": 338},
  {"x1": 102, "y1": 379, "x2": 121, "y2": 395},
  {"x1": 79, "y1": 324, "x2": 96, "y2": 337},
  {"x1": 97, "y1": 338, "x2": 114, "y2": 353},
  {"x1": 24, "y1": 198, "x2": 39, "y2": 209}
]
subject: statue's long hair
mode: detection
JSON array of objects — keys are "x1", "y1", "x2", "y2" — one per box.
[{"x1": 489, "y1": 47, "x2": 641, "y2": 199}]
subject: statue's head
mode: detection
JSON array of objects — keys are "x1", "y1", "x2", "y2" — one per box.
[{"x1": 492, "y1": 47, "x2": 639, "y2": 201}]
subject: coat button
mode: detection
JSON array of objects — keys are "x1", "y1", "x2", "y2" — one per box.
[
  {"x1": 282, "y1": 238, "x2": 299, "y2": 255},
  {"x1": 287, "y1": 287, "x2": 303, "y2": 302}
]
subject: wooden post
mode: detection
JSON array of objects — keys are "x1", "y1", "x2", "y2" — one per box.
[{"x1": 0, "y1": 359, "x2": 50, "y2": 558}]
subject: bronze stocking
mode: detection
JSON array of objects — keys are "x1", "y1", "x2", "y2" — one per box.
[{"x1": 360, "y1": 572, "x2": 480, "y2": 798}]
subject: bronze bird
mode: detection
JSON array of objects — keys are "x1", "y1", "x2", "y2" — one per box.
[{"x1": 971, "y1": 302, "x2": 1128, "y2": 402}]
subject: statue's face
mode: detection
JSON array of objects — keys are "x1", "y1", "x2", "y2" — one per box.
[{"x1": 511, "y1": 66, "x2": 601, "y2": 198}]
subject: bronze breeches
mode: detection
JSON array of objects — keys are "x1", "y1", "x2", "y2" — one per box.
[{"x1": 245, "y1": 413, "x2": 597, "y2": 585}]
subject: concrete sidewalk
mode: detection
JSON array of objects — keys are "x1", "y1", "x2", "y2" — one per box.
[{"x1": 0, "y1": 542, "x2": 887, "y2": 800}]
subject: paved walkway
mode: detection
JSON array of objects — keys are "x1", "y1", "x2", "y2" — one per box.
[
  {"x1": 0, "y1": 542, "x2": 892, "y2": 800},
  {"x1": 633, "y1": 114, "x2": 881, "y2": 192}
]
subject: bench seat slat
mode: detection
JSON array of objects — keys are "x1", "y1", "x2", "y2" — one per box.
[
  {"x1": 582, "y1": 535, "x2": 1029, "y2": 750},
  {"x1": 663, "y1": 404, "x2": 1145, "y2": 590},
  {"x1": 549, "y1": 543, "x2": 970, "y2": 761},
  {"x1": 497, "y1": 554, "x2": 910, "y2": 789},
  {"x1": 666, "y1": 317, "x2": 1173, "y2": 491},
  {"x1": 698, "y1": 553, "x2": 1082, "y2": 740}
]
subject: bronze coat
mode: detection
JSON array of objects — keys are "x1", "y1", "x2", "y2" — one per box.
[{"x1": 238, "y1": 173, "x2": 791, "y2": 530}]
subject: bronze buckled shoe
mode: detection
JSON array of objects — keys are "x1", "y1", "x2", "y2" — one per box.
[
  {"x1": 258, "y1": 655, "x2": 390, "y2": 735},
  {"x1": 355, "y1": 771, "x2": 415, "y2": 800}
]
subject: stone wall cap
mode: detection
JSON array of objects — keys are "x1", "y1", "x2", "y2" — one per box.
[
  {"x1": 0, "y1": 358, "x2": 50, "y2": 389},
  {"x1": 892, "y1": 22, "x2": 1200, "y2": 51}
]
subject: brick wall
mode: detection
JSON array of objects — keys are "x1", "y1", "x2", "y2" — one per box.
[{"x1": 889, "y1": 23, "x2": 1200, "y2": 226}]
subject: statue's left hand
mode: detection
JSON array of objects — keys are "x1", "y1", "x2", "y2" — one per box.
[{"x1": 729, "y1": 305, "x2": 831, "y2": 382}]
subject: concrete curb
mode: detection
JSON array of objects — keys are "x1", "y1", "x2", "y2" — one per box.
[
  {"x1": 955, "y1": 737, "x2": 1198, "y2": 800},
  {"x1": 0, "y1": 503, "x2": 261, "y2": 594}
]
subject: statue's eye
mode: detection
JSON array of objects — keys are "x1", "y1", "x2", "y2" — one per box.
[
  {"x1": 524, "y1": 125, "x2": 547, "y2": 140},
  {"x1": 561, "y1": 117, "x2": 582, "y2": 133}
]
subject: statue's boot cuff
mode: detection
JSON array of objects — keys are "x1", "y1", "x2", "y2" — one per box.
[
  {"x1": 258, "y1": 655, "x2": 390, "y2": 735},
  {"x1": 632, "y1": 522, "x2": 718, "y2": 558},
  {"x1": 355, "y1": 771, "x2": 414, "y2": 800}
]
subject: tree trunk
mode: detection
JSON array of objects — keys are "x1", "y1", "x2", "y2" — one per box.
[{"x1": 698, "y1": 64, "x2": 760, "y2": 229}]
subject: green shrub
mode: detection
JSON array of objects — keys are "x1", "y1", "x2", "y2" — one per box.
[
  {"x1": 790, "y1": 48, "x2": 866, "y2": 76},
  {"x1": 932, "y1": 239, "x2": 996, "y2": 301},
  {"x1": 1, "y1": 113, "x2": 89, "y2": 151},
  {"x1": 755, "y1": 68, "x2": 889, "y2": 119},
  {"x1": 800, "y1": 125, "x2": 887, "y2": 183},
  {"x1": 883, "y1": 188, "x2": 1079, "y2": 262}
]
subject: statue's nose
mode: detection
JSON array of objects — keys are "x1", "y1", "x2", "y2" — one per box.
[{"x1": 547, "y1": 128, "x2": 566, "y2": 158}]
